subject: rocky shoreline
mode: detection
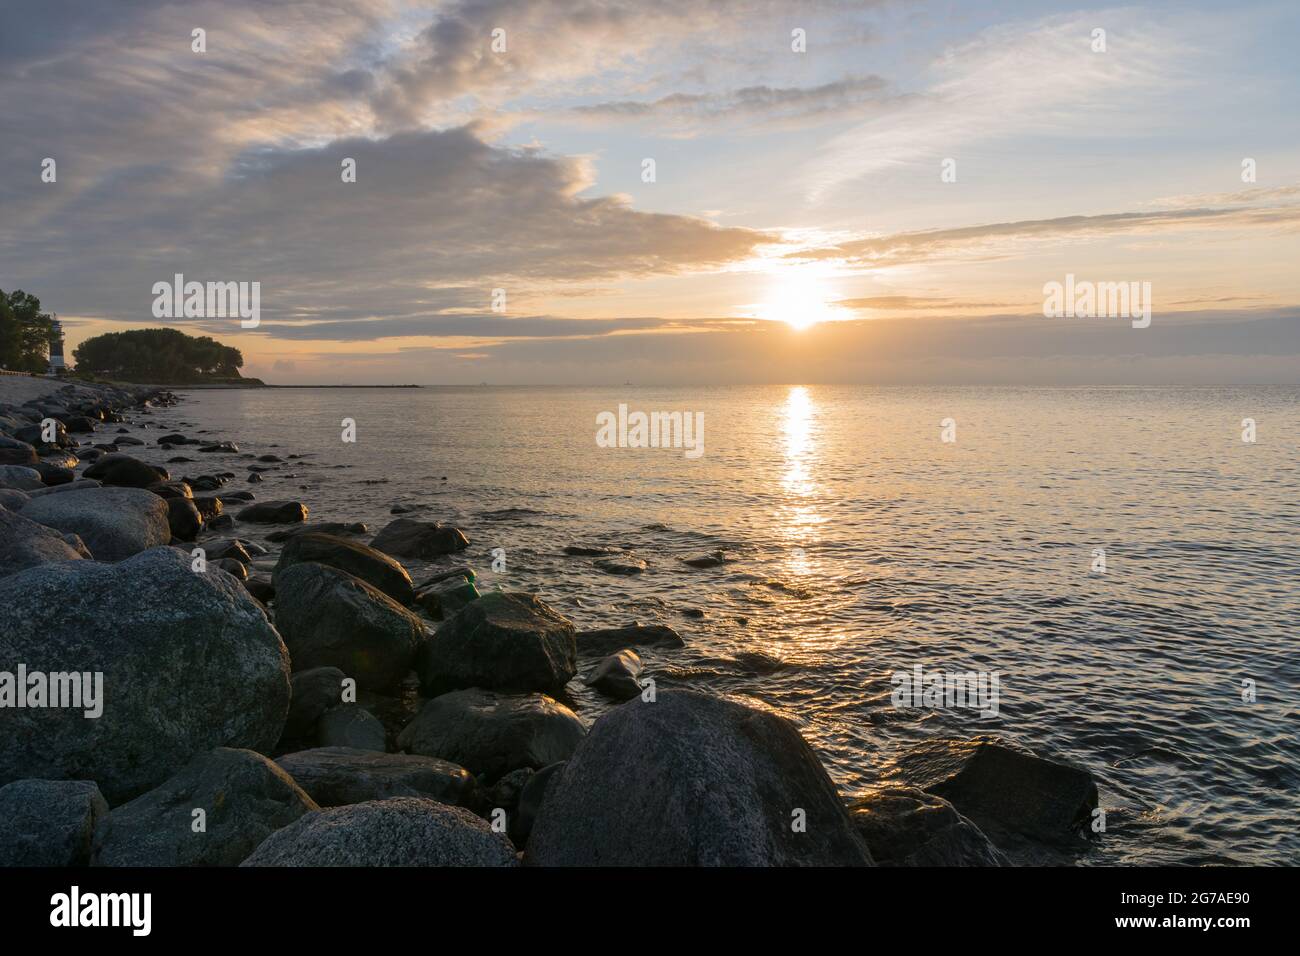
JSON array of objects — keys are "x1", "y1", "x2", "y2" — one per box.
[{"x1": 0, "y1": 379, "x2": 1101, "y2": 867}]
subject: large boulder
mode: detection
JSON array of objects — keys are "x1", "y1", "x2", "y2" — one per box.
[
  {"x1": 20, "y1": 486, "x2": 169, "y2": 561},
  {"x1": 0, "y1": 548, "x2": 291, "y2": 803},
  {"x1": 397, "y1": 688, "x2": 585, "y2": 782},
  {"x1": 27, "y1": 478, "x2": 100, "y2": 498},
  {"x1": 0, "y1": 488, "x2": 30, "y2": 510},
  {"x1": 238, "y1": 500, "x2": 307, "y2": 523},
  {"x1": 847, "y1": 786, "x2": 1008, "y2": 866},
  {"x1": 241, "y1": 797, "x2": 518, "y2": 866},
  {"x1": 370, "y1": 517, "x2": 469, "y2": 559},
  {"x1": 525, "y1": 690, "x2": 873, "y2": 866},
  {"x1": 273, "y1": 562, "x2": 425, "y2": 692},
  {"x1": 0, "y1": 779, "x2": 109, "y2": 866},
  {"x1": 82, "y1": 453, "x2": 166, "y2": 489},
  {"x1": 274, "y1": 532, "x2": 414, "y2": 605},
  {"x1": 0, "y1": 464, "x2": 43, "y2": 490},
  {"x1": 894, "y1": 738, "x2": 1098, "y2": 851},
  {"x1": 416, "y1": 591, "x2": 577, "y2": 696},
  {"x1": 275, "y1": 747, "x2": 481, "y2": 810},
  {"x1": 0, "y1": 504, "x2": 88, "y2": 577},
  {"x1": 92, "y1": 748, "x2": 318, "y2": 866}
]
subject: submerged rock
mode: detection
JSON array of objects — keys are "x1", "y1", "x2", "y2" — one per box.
[
  {"x1": 525, "y1": 690, "x2": 873, "y2": 866},
  {"x1": 0, "y1": 547, "x2": 291, "y2": 803},
  {"x1": 576, "y1": 622, "x2": 685, "y2": 657},
  {"x1": 266, "y1": 521, "x2": 366, "y2": 543},
  {"x1": 274, "y1": 532, "x2": 414, "y2": 605},
  {"x1": 594, "y1": 557, "x2": 647, "y2": 575},
  {"x1": 895, "y1": 738, "x2": 1098, "y2": 850},
  {"x1": 397, "y1": 687, "x2": 585, "y2": 782},
  {"x1": 415, "y1": 591, "x2": 576, "y2": 696},
  {"x1": 847, "y1": 786, "x2": 1008, "y2": 866},
  {"x1": 240, "y1": 797, "x2": 518, "y2": 867},
  {"x1": 584, "y1": 649, "x2": 644, "y2": 701},
  {"x1": 237, "y1": 500, "x2": 308, "y2": 523},
  {"x1": 0, "y1": 779, "x2": 109, "y2": 866},
  {"x1": 20, "y1": 486, "x2": 170, "y2": 561},
  {"x1": 275, "y1": 747, "x2": 481, "y2": 811},
  {"x1": 273, "y1": 562, "x2": 425, "y2": 693},
  {"x1": 91, "y1": 748, "x2": 318, "y2": 866},
  {"x1": 370, "y1": 517, "x2": 469, "y2": 559}
]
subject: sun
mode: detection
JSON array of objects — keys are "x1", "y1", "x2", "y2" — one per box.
[{"x1": 754, "y1": 271, "x2": 844, "y2": 331}]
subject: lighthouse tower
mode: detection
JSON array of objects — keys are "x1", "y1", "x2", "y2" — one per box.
[{"x1": 47, "y1": 317, "x2": 67, "y2": 376}]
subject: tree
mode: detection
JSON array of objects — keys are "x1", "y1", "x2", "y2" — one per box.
[
  {"x1": 0, "y1": 289, "x2": 56, "y2": 373},
  {"x1": 72, "y1": 328, "x2": 245, "y2": 384}
]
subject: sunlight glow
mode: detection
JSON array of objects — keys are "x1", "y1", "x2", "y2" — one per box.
[{"x1": 754, "y1": 271, "x2": 846, "y2": 331}]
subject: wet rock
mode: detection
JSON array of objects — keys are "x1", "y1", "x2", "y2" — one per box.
[
  {"x1": 147, "y1": 479, "x2": 192, "y2": 500},
  {"x1": 238, "y1": 500, "x2": 308, "y2": 523},
  {"x1": 682, "y1": 550, "x2": 728, "y2": 569},
  {"x1": 0, "y1": 547, "x2": 290, "y2": 803},
  {"x1": 594, "y1": 557, "x2": 647, "y2": 575},
  {"x1": 413, "y1": 574, "x2": 480, "y2": 620},
  {"x1": 370, "y1": 517, "x2": 469, "y2": 559},
  {"x1": 167, "y1": 497, "x2": 204, "y2": 541},
  {"x1": 397, "y1": 687, "x2": 585, "y2": 782},
  {"x1": 20, "y1": 486, "x2": 170, "y2": 561},
  {"x1": 274, "y1": 532, "x2": 414, "y2": 605},
  {"x1": 83, "y1": 453, "x2": 168, "y2": 489},
  {"x1": 91, "y1": 748, "x2": 318, "y2": 866},
  {"x1": 0, "y1": 504, "x2": 89, "y2": 577},
  {"x1": 192, "y1": 496, "x2": 223, "y2": 519},
  {"x1": 32, "y1": 461, "x2": 75, "y2": 486},
  {"x1": 525, "y1": 690, "x2": 873, "y2": 866},
  {"x1": 241, "y1": 797, "x2": 518, "y2": 867},
  {"x1": 576, "y1": 622, "x2": 685, "y2": 657},
  {"x1": 584, "y1": 649, "x2": 644, "y2": 701},
  {"x1": 244, "y1": 575, "x2": 274, "y2": 603},
  {"x1": 199, "y1": 441, "x2": 239, "y2": 454},
  {"x1": 273, "y1": 562, "x2": 425, "y2": 693},
  {"x1": 846, "y1": 786, "x2": 1008, "y2": 866},
  {"x1": 415, "y1": 591, "x2": 576, "y2": 697},
  {"x1": 158, "y1": 433, "x2": 198, "y2": 445},
  {"x1": 562, "y1": 544, "x2": 618, "y2": 557},
  {"x1": 275, "y1": 748, "x2": 482, "y2": 810},
  {"x1": 266, "y1": 521, "x2": 366, "y2": 542},
  {"x1": 895, "y1": 738, "x2": 1099, "y2": 850},
  {"x1": 317, "y1": 704, "x2": 387, "y2": 752},
  {"x1": 205, "y1": 538, "x2": 252, "y2": 564},
  {"x1": 64, "y1": 415, "x2": 98, "y2": 434},
  {"x1": 0, "y1": 779, "x2": 109, "y2": 866}
]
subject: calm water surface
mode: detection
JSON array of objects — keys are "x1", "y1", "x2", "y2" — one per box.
[{"x1": 165, "y1": 385, "x2": 1300, "y2": 865}]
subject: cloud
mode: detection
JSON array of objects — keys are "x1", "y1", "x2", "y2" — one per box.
[
  {"x1": 795, "y1": 198, "x2": 1300, "y2": 266},
  {"x1": 564, "y1": 75, "x2": 895, "y2": 133},
  {"x1": 805, "y1": 9, "x2": 1198, "y2": 199}
]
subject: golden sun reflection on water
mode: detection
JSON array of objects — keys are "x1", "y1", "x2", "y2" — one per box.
[{"x1": 778, "y1": 386, "x2": 826, "y2": 577}]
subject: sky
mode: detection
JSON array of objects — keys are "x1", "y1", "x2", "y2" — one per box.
[{"x1": 1, "y1": 0, "x2": 1298, "y2": 384}]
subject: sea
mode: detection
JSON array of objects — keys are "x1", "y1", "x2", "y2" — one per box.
[{"x1": 163, "y1": 384, "x2": 1300, "y2": 866}]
